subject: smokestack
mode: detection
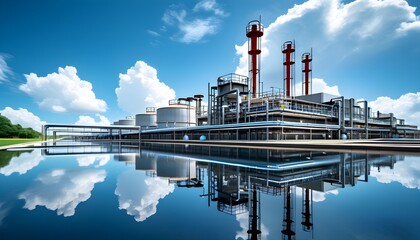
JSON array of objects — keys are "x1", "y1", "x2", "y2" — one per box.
[
  {"x1": 282, "y1": 41, "x2": 295, "y2": 97},
  {"x1": 302, "y1": 51, "x2": 312, "y2": 95},
  {"x1": 246, "y1": 20, "x2": 264, "y2": 98}
]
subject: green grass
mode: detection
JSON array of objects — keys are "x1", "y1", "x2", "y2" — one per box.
[{"x1": 0, "y1": 138, "x2": 41, "y2": 147}]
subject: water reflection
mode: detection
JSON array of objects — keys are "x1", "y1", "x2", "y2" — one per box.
[
  {"x1": 1, "y1": 142, "x2": 419, "y2": 239},
  {"x1": 0, "y1": 150, "x2": 44, "y2": 176},
  {"x1": 42, "y1": 141, "x2": 138, "y2": 156},
  {"x1": 0, "y1": 202, "x2": 10, "y2": 227},
  {"x1": 115, "y1": 171, "x2": 174, "y2": 222},
  {"x1": 138, "y1": 144, "x2": 410, "y2": 240},
  {"x1": 370, "y1": 156, "x2": 420, "y2": 189},
  {"x1": 77, "y1": 155, "x2": 110, "y2": 167},
  {"x1": 19, "y1": 169, "x2": 106, "y2": 217}
]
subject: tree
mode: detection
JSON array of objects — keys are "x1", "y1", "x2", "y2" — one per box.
[{"x1": 0, "y1": 115, "x2": 41, "y2": 138}]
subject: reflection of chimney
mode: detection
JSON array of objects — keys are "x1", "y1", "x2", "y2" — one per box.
[
  {"x1": 301, "y1": 188, "x2": 313, "y2": 232},
  {"x1": 281, "y1": 186, "x2": 296, "y2": 240},
  {"x1": 247, "y1": 185, "x2": 261, "y2": 240}
]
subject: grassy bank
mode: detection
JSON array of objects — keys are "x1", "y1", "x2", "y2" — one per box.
[{"x1": 0, "y1": 138, "x2": 41, "y2": 147}]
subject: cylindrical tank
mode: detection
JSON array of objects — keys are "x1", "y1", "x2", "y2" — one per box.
[
  {"x1": 116, "y1": 119, "x2": 135, "y2": 126},
  {"x1": 157, "y1": 104, "x2": 196, "y2": 128},
  {"x1": 135, "y1": 107, "x2": 157, "y2": 129}
]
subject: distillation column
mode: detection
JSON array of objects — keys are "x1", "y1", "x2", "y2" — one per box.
[
  {"x1": 282, "y1": 41, "x2": 295, "y2": 98},
  {"x1": 302, "y1": 52, "x2": 312, "y2": 96},
  {"x1": 246, "y1": 20, "x2": 264, "y2": 98}
]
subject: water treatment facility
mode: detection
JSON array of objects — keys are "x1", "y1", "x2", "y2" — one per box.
[{"x1": 43, "y1": 20, "x2": 419, "y2": 141}]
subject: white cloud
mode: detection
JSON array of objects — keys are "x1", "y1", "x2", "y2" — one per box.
[
  {"x1": 369, "y1": 92, "x2": 420, "y2": 126},
  {"x1": 193, "y1": 0, "x2": 226, "y2": 16},
  {"x1": 0, "y1": 150, "x2": 44, "y2": 176},
  {"x1": 115, "y1": 61, "x2": 176, "y2": 114},
  {"x1": 0, "y1": 55, "x2": 12, "y2": 82},
  {"x1": 147, "y1": 30, "x2": 160, "y2": 37},
  {"x1": 115, "y1": 171, "x2": 174, "y2": 222},
  {"x1": 178, "y1": 18, "x2": 218, "y2": 43},
  {"x1": 75, "y1": 114, "x2": 111, "y2": 126},
  {"x1": 19, "y1": 66, "x2": 107, "y2": 113},
  {"x1": 162, "y1": 0, "x2": 226, "y2": 43},
  {"x1": 0, "y1": 107, "x2": 46, "y2": 132},
  {"x1": 234, "y1": 0, "x2": 419, "y2": 96},
  {"x1": 370, "y1": 156, "x2": 420, "y2": 189},
  {"x1": 76, "y1": 155, "x2": 110, "y2": 167},
  {"x1": 19, "y1": 169, "x2": 106, "y2": 217},
  {"x1": 295, "y1": 78, "x2": 340, "y2": 96},
  {"x1": 397, "y1": 20, "x2": 420, "y2": 34}
]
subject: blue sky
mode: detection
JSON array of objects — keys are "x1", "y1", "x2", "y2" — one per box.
[{"x1": 1, "y1": 0, "x2": 419, "y2": 131}]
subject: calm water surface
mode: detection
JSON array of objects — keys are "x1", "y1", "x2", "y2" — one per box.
[{"x1": 1, "y1": 141, "x2": 420, "y2": 240}]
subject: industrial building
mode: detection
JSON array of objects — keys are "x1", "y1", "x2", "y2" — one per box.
[{"x1": 115, "y1": 20, "x2": 418, "y2": 141}]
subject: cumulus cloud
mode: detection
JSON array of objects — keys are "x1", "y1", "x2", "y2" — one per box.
[
  {"x1": 162, "y1": 0, "x2": 226, "y2": 43},
  {"x1": 115, "y1": 61, "x2": 176, "y2": 114},
  {"x1": 19, "y1": 169, "x2": 106, "y2": 217},
  {"x1": 75, "y1": 114, "x2": 111, "y2": 126},
  {"x1": 295, "y1": 78, "x2": 340, "y2": 96},
  {"x1": 0, "y1": 150, "x2": 44, "y2": 176},
  {"x1": 369, "y1": 92, "x2": 420, "y2": 126},
  {"x1": 115, "y1": 171, "x2": 174, "y2": 222},
  {"x1": 0, "y1": 55, "x2": 12, "y2": 82},
  {"x1": 0, "y1": 107, "x2": 46, "y2": 132},
  {"x1": 76, "y1": 155, "x2": 110, "y2": 167},
  {"x1": 19, "y1": 66, "x2": 107, "y2": 113},
  {"x1": 370, "y1": 156, "x2": 420, "y2": 189},
  {"x1": 234, "y1": 0, "x2": 419, "y2": 95}
]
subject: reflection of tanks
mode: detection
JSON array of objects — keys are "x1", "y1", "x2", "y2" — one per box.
[
  {"x1": 113, "y1": 154, "x2": 136, "y2": 163},
  {"x1": 156, "y1": 156, "x2": 196, "y2": 181},
  {"x1": 136, "y1": 150, "x2": 198, "y2": 184},
  {"x1": 135, "y1": 151, "x2": 158, "y2": 177}
]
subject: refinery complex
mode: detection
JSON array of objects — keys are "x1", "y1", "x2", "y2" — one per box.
[{"x1": 46, "y1": 20, "x2": 419, "y2": 141}]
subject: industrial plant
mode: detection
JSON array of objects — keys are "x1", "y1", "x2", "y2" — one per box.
[{"x1": 48, "y1": 20, "x2": 419, "y2": 141}]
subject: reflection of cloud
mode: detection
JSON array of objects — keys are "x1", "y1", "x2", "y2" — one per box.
[
  {"x1": 296, "y1": 187, "x2": 339, "y2": 202},
  {"x1": 19, "y1": 169, "x2": 106, "y2": 217},
  {"x1": 370, "y1": 157, "x2": 420, "y2": 189},
  {"x1": 235, "y1": 211, "x2": 269, "y2": 240},
  {"x1": 76, "y1": 155, "x2": 110, "y2": 167},
  {"x1": 312, "y1": 189, "x2": 339, "y2": 202},
  {"x1": 0, "y1": 150, "x2": 44, "y2": 176},
  {"x1": 0, "y1": 202, "x2": 10, "y2": 227},
  {"x1": 115, "y1": 171, "x2": 174, "y2": 222}
]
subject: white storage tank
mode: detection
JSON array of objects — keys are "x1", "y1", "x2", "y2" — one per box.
[
  {"x1": 115, "y1": 118, "x2": 135, "y2": 126},
  {"x1": 157, "y1": 99, "x2": 196, "y2": 128},
  {"x1": 135, "y1": 107, "x2": 157, "y2": 129}
]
